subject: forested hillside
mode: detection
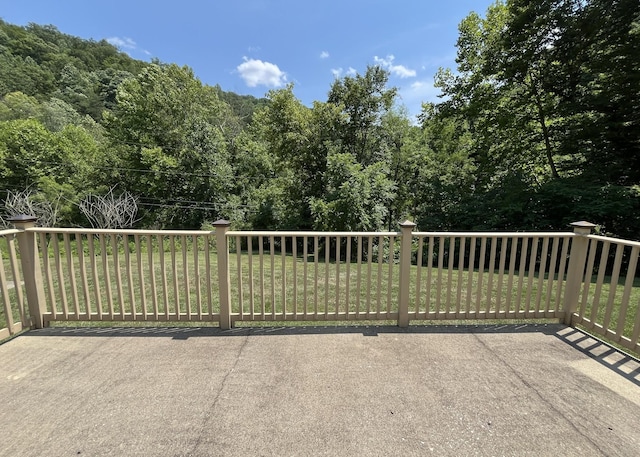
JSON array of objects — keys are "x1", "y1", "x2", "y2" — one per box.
[{"x1": 1, "y1": 0, "x2": 639, "y2": 239}]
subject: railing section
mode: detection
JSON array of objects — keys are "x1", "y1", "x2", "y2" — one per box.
[
  {"x1": 226, "y1": 231, "x2": 400, "y2": 322},
  {"x1": 31, "y1": 228, "x2": 220, "y2": 324},
  {"x1": 0, "y1": 228, "x2": 28, "y2": 339},
  {"x1": 4, "y1": 221, "x2": 639, "y2": 356},
  {"x1": 226, "y1": 230, "x2": 579, "y2": 325},
  {"x1": 410, "y1": 232, "x2": 573, "y2": 321},
  {"x1": 573, "y1": 235, "x2": 640, "y2": 354}
]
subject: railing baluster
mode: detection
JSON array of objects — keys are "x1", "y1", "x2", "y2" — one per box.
[
  {"x1": 303, "y1": 236, "x2": 309, "y2": 317},
  {"x1": 124, "y1": 234, "x2": 136, "y2": 320},
  {"x1": 158, "y1": 235, "x2": 169, "y2": 320},
  {"x1": 515, "y1": 237, "x2": 529, "y2": 317},
  {"x1": 545, "y1": 237, "x2": 560, "y2": 313},
  {"x1": 52, "y1": 235, "x2": 68, "y2": 319},
  {"x1": 356, "y1": 236, "x2": 362, "y2": 318},
  {"x1": 590, "y1": 241, "x2": 610, "y2": 324},
  {"x1": 7, "y1": 235, "x2": 26, "y2": 325},
  {"x1": 236, "y1": 235, "x2": 243, "y2": 319},
  {"x1": 603, "y1": 243, "x2": 624, "y2": 333},
  {"x1": 466, "y1": 236, "x2": 475, "y2": 315},
  {"x1": 446, "y1": 236, "x2": 455, "y2": 315},
  {"x1": 293, "y1": 236, "x2": 298, "y2": 318},
  {"x1": 525, "y1": 237, "x2": 538, "y2": 316},
  {"x1": 505, "y1": 237, "x2": 518, "y2": 315},
  {"x1": 475, "y1": 237, "x2": 486, "y2": 315},
  {"x1": 205, "y1": 234, "x2": 212, "y2": 318},
  {"x1": 456, "y1": 236, "x2": 465, "y2": 317},
  {"x1": 182, "y1": 235, "x2": 190, "y2": 319},
  {"x1": 86, "y1": 233, "x2": 102, "y2": 319},
  {"x1": 554, "y1": 238, "x2": 570, "y2": 313},
  {"x1": 426, "y1": 236, "x2": 434, "y2": 316},
  {"x1": 496, "y1": 237, "x2": 508, "y2": 316},
  {"x1": 259, "y1": 236, "x2": 265, "y2": 318},
  {"x1": 486, "y1": 238, "x2": 497, "y2": 315},
  {"x1": 135, "y1": 234, "x2": 147, "y2": 320},
  {"x1": 345, "y1": 235, "x2": 351, "y2": 319},
  {"x1": 193, "y1": 235, "x2": 201, "y2": 319},
  {"x1": 376, "y1": 236, "x2": 383, "y2": 316},
  {"x1": 248, "y1": 236, "x2": 254, "y2": 318},
  {"x1": 0, "y1": 241, "x2": 15, "y2": 333},
  {"x1": 314, "y1": 236, "x2": 319, "y2": 317},
  {"x1": 436, "y1": 236, "x2": 444, "y2": 315},
  {"x1": 535, "y1": 237, "x2": 549, "y2": 315},
  {"x1": 281, "y1": 235, "x2": 287, "y2": 319},
  {"x1": 325, "y1": 235, "x2": 330, "y2": 318},
  {"x1": 366, "y1": 235, "x2": 373, "y2": 316},
  {"x1": 335, "y1": 235, "x2": 341, "y2": 318},
  {"x1": 270, "y1": 235, "x2": 275, "y2": 319},
  {"x1": 170, "y1": 236, "x2": 179, "y2": 320},
  {"x1": 147, "y1": 235, "x2": 159, "y2": 320},
  {"x1": 387, "y1": 235, "x2": 394, "y2": 318},
  {"x1": 76, "y1": 233, "x2": 91, "y2": 319},
  {"x1": 110, "y1": 234, "x2": 125, "y2": 319},
  {"x1": 415, "y1": 236, "x2": 424, "y2": 318},
  {"x1": 40, "y1": 232, "x2": 56, "y2": 317},
  {"x1": 63, "y1": 233, "x2": 80, "y2": 318}
]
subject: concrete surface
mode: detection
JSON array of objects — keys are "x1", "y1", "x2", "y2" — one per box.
[{"x1": 0, "y1": 323, "x2": 639, "y2": 457}]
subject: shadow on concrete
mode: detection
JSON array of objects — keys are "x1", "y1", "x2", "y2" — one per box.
[
  {"x1": 24, "y1": 322, "x2": 563, "y2": 339},
  {"x1": 553, "y1": 326, "x2": 640, "y2": 388},
  {"x1": 22, "y1": 322, "x2": 640, "y2": 387}
]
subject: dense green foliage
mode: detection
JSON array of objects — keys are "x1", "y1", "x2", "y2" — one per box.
[{"x1": 1, "y1": 1, "x2": 639, "y2": 239}]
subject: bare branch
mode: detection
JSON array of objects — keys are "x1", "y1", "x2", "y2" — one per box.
[
  {"x1": 1, "y1": 189, "x2": 60, "y2": 227},
  {"x1": 79, "y1": 187, "x2": 139, "y2": 229}
]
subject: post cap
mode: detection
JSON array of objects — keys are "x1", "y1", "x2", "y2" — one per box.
[
  {"x1": 7, "y1": 214, "x2": 38, "y2": 223},
  {"x1": 212, "y1": 219, "x2": 231, "y2": 227},
  {"x1": 399, "y1": 220, "x2": 416, "y2": 228},
  {"x1": 570, "y1": 221, "x2": 596, "y2": 229},
  {"x1": 570, "y1": 221, "x2": 596, "y2": 235}
]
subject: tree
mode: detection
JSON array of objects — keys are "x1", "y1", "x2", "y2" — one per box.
[
  {"x1": 104, "y1": 63, "x2": 235, "y2": 228},
  {"x1": 310, "y1": 153, "x2": 395, "y2": 232},
  {"x1": 327, "y1": 65, "x2": 397, "y2": 167}
]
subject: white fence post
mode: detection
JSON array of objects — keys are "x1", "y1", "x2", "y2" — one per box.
[
  {"x1": 562, "y1": 221, "x2": 596, "y2": 325},
  {"x1": 8, "y1": 215, "x2": 47, "y2": 329},
  {"x1": 214, "y1": 220, "x2": 232, "y2": 330},
  {"x1": 398, "y1": 220, "x2": 416, "y2": 327}
]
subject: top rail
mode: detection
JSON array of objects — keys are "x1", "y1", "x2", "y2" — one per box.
[
  {"x1": 414, "y1": 231, "x2": 576, "y2": 238},
  {"x1": 28, "y1": 227, "x2": 212, "y2": 236},
  {"x1": 0, "y1": 229, "x2": 20, "y2": 237},
  {"x1": 227, "y1": 231, "x2": 400, "y2": 237},
  {"x1": 587, "y1": 234, "x2": 640, "y2": 249}
]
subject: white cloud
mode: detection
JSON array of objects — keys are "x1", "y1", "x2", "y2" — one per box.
[
  {"x1": 411, "y1": 81, "x2": 424, "y2": 89},
  {"x1": 320, "y1": 51, "x2": 329, "y2": 59},
  {"x1": 374, "y1": 55, "x2": 416, "y2": 78},
  {"x1": 107, "y1": 37, "x2": 137, "y2": 50},
  {"x1": 331, "y1": 67, "x2": 357, "y2": 78},
  {"x1": 237, "y1": 57, "x2": 287, "y2": 88}
]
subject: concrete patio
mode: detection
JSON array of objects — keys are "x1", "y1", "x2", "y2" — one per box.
[{"x1": 0, "y1": 323, "x2": 639, "y2": 456}]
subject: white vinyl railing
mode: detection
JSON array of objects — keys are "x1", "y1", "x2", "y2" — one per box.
[{"x1": 1, "y1": 217, "x2": 638, "y2": 354}]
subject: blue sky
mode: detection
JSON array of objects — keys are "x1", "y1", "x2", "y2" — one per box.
[{"x1": 2, "y1": 0, "x2": 495, "y2": 120}]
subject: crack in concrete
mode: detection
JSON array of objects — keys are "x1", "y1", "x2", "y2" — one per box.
[
  {"x1": 471, "y1": 331, "x2": 607, "y2": 456},
  {"x1": 186, "y1": 329, "x2": 251, "y2": 456}
]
